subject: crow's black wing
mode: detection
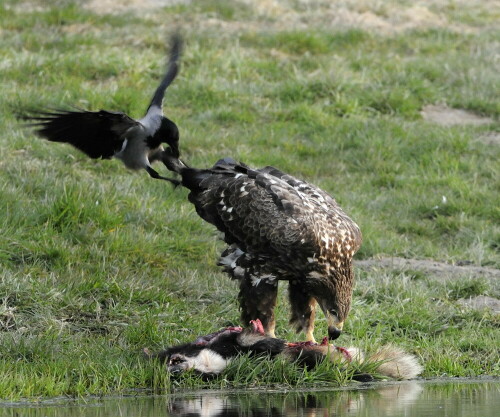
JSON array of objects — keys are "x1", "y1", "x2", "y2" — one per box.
[
  {"x1": 25, "y1": 109, "x2": 139, "y2": 159},
  {"x1": 146, "y1": 33, "x2": 183, "y2": 111}
]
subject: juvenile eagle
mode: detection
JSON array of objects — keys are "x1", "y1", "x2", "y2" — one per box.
[{"x1": 163, "y1": 153, "x2": 362, "y2": 342}]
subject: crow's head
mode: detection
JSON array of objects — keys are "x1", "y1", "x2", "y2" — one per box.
[{"x1": 158, "y1": 117, "x2": 180, "y2": 157}]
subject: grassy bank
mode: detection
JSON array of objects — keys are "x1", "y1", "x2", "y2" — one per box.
[{"x1": 0, "y1": 0, "x2": 499, "y2": 400}]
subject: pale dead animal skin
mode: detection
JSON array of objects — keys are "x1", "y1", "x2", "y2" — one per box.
[{"x1": 149, "y1": 320, "x2": 422, "y2": 381}]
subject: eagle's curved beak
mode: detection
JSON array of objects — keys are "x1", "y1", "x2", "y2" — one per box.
[
  {"x1": 326, "y1": 313, "x2": 344, "y2": 341},
  {"x1": 328, "y1": 325, "x2": 343, "y2": 340}
]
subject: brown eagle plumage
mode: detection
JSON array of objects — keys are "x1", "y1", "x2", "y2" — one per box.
[{"x1": 163, "y1": 154, "x2": 362, "y2": 342}]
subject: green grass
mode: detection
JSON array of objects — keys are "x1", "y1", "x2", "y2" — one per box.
[{"x1": 0, "y1": 0, "x2": 499, "y2": 400}]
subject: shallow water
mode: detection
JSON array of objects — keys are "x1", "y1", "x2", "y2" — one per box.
[{"x1": 1, "y1": 379, "x2": 499, "y2": 417}]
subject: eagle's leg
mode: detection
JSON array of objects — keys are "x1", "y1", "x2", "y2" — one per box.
[
  {"x1": 238, "y1": 275, "x2": 278, "y2": 338},
  {"x1": 288, "y1": 282, "x2": 317, "y2": 343}
]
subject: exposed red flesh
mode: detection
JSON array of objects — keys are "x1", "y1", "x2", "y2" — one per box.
[
  {"x1": 249, "y1": 319, "x2": 265, "y2": 335},
  {"x1": 194, "y1": 326, "x2": 243, "y2": 345},
  {"x1": 335, "y1": 346, "x2": 352, "y2": 362}
]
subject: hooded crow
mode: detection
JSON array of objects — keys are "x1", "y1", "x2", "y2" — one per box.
[{"x1": 23, "y1": 34, "x2": 183, "y2": 185}]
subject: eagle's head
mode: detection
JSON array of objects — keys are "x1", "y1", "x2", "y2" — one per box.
[
  {"x1": 311, "y1": 265, "x2": 354, "y2": 341},
  {"x1": 317, "y1": 299, "x2": 348, "y2": 341}
]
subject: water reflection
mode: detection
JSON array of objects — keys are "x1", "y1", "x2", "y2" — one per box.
[
  {"x1": 168, "y1": 383, "x2": 424, "y2": 416},
  {"x1": 0, "y1": 380, "x2": 499, "y2": 417}
]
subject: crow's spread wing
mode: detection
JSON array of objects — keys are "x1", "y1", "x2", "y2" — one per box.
[
  {"x1": 25, "y1": 109, "x2": 139, "y2": 159},
  {"x1": 146, "y1": 33, "x2": 183, "y2": 111}
]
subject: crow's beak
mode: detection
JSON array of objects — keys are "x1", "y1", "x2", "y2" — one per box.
[{"x1": 169, "y1": 143, "x2": 180, "y2": 158}]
